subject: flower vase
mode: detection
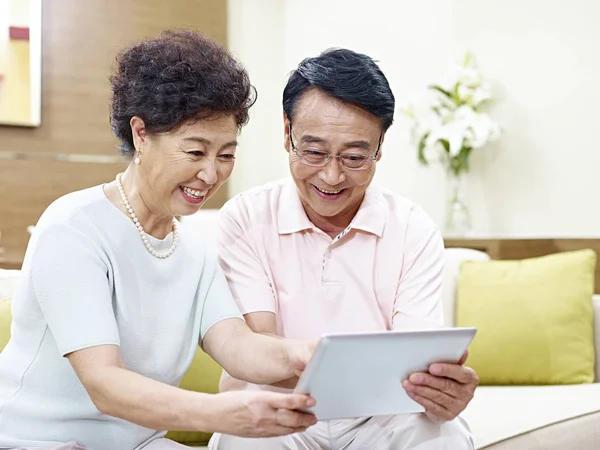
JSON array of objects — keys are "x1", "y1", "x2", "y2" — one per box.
[{"x1": 444, "y1": 169, "x2": 472, "y2": 237}]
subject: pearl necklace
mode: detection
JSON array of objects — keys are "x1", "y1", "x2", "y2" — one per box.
[{"x1": 116, "y1": 173, "x2": 179, "y2": 259}]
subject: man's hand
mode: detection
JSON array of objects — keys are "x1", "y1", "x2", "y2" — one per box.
[{"x1": 402, "y1": 350, "x2": 479, "y2": 423}]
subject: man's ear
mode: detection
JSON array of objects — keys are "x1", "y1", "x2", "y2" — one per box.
[
  {"x1": 376, "y1": 132, "x2": 385, "y2": 162},
  {"x1": 130, "y1": 116, "x2": 147, "y2": 150},
  {"x1": 283, "y1": 113, "x2": 291, "y2": 153}
]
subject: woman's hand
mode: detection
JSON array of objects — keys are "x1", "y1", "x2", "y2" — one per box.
[
  {"x1": 208, "y1": 390, "x2": 318, "y2": 437},
  {"x1": 285, "y1": 339, "x2": 318, "y2": 378},
  {"x1": 269, "y1": 339, "x2": 317, "y2": 389}
]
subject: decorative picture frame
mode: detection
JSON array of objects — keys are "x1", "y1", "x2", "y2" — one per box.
[{"x1": 0, "y1": 0, "x2": 42, "y2": 127}]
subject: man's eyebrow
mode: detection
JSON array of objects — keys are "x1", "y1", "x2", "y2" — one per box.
[
  {"x1": 343, "y1": 140, "x2": 371, "y2": 150},
  {"x1": 299, "y1": 135, "x2": 372, "y2": 150},
  {"x1": 301, "y1": 135, "x2": 327, "y2": 145}
]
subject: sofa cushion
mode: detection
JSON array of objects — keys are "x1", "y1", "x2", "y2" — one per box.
[
  {"x1": 462, "y1": 384, "x2": 600, "y2": 449},
  {"x1": 165, "y1": 349, "x2": 222, "y2": 446},
  {"x1": 480, "y1": 411, "x2": 600, "y2": 450},
  {"x1": 456, "y1": 249, "x2": 596, "y2": 385},
  {"x1": 0, "y1": 298, "x2": 11, "y2": 349}
]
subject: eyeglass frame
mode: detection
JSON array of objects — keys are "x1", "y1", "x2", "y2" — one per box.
[{"x1": 288, "y1": 123, "x2": 383, "y2": 171}]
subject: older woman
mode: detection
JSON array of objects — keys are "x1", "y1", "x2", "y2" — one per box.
[{"x1": 0, "y1": 30, "x2": 316, "y2": 450}]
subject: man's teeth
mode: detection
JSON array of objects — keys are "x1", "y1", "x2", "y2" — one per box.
[
  {"x1": 182, "y1": 186, "x2": 206, "y2": 199},
  {"x1": 316, "y1": 187, "x2": 342, "y2": 195}
]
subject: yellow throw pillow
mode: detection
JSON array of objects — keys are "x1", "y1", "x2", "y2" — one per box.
[
  {"x1": 165, "y1": 348, "x2": 223, "y2": 446},
  {"x1": 456, "y1": 249, "x2": 596, "y2": 385},
  {"x1": 0, "y1": 298, "x2": 12, "y2": 352}
]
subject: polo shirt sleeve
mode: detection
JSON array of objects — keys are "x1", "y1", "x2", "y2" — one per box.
[
  {"x1": 392, "y1": 209, "x2": 445, "y2": 331},
  {"x1": 217, "y1": 200, "x2": 277, "y2": 315},
  {"x1": 30, "y1": 223, "x2": 120, "y2": 356}
]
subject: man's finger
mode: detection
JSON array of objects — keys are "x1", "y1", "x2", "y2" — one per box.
[
  {"x1": 406, "y1": 373, "x2": 468, "y2": 398},
  {"x1": 457, "y1": 349, "x2": 469, "y2": 366},
  {"x1": 403, "y1": 380, "x2": 461, "y2": 409},
  {"x1": 428, "y1": 363, "x2": 479, "y2": 385},
  {"x1": 406, "y1": 391, "x2": 456, "y2": 422}
]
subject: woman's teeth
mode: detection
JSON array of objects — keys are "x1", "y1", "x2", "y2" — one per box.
[
  {"x1": 316, "y1": 187, "x2": 342, "y2": 195},
  {"x1": 182, "y1": 186, "x2": 206, "y2": 199}
]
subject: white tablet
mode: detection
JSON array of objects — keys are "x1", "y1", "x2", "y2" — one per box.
[{"x1": 294, "y1": 327, "x2": 477, "y2": 420}]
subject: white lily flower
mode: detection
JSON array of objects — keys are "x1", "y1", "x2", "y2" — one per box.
[
  {"x1": 404, "y1": 52, "x2": 500, "y2": 169},
  {"x1": 437, "y1": 64, "x2": 463, "y2": 92}
]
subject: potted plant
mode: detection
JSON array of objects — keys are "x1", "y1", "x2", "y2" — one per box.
[{"x1": 403, "y1": 53, "x2": 501, "y2": 236}]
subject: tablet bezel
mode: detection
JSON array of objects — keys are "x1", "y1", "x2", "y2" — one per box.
[{"x1": 294, "y1": 327, "x2": 477, "y2": 420}]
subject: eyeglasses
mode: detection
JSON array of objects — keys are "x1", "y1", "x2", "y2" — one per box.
[{"x1": 289, "y1": 123, "x2": 382, "y2": 171}]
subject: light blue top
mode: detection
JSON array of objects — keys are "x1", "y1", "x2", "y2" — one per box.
[{"x1": 0, "y1": 185, "x2": 241, "y2": 449}]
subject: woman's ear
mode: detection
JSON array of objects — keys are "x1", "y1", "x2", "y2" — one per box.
[{"x1": 130, "y1": 116, "x2": 147, "y2": 150}]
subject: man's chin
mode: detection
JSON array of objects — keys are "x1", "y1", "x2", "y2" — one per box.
[{"x1": 309, "y1": 206, "x2": 345, "y2": 220}]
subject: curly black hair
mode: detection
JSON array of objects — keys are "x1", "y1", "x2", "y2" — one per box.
[{"x1": 110, "y1": 29, "x2": 256, "y2": 157}]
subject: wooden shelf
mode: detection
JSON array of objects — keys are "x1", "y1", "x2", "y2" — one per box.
[{"x1": 444, "y1": 238, "x2": 600, "y2": 294}]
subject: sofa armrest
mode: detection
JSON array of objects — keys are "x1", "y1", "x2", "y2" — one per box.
[{"x1": 594, "y1": 295, "x2": 600, "y2": 382}]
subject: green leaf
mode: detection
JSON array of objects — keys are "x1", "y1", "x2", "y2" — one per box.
[
  {"x1": 429, "y1": 85, "x2": 453, "y2": 100},
  {"x1": 439, "y1": 139, "x2": 450, "y2": 154},
  {"x1": 417, "y1": 133, "x2": 430, "y2": 165},
  {"x1": 463, "y1": 51, "x2": 473, "y2": 67},
  {"x1": 455, "y1": 147, "x2": 472, "y2": 175},
  {"x1": 452, "y1": 83, "x2": 461, "y2": 104}
]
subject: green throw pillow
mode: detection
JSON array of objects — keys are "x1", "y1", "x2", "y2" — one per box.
[
  {"x1": 165, "y1": 348, "x2": 223, "y2": 446},
  {"x1": 456, "y1": 249, "x2": 596, "y2": 385},
  {"x1": 0, "y1": 299, "x2": 12, "y2": 351}
]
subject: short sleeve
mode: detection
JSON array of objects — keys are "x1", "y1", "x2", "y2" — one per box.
[
  {"x1": 30, "y1": 223, "x2": 120, "y2": 356},
  {"x1": 392, "y1": 211, "x2": 445, "y2": 331},
  {"x1": 217, "y1": 201, "x2": 276, "y2": 314},
  {"x1": 198, "y1": 254, "x2": 244, "y2": 341}
]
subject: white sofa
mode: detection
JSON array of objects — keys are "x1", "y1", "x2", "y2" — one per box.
[
  {"x1": 2, "y1": 213, "x2": 599, "y2": 449},
  {"x1": 444, "y1": 248, "x2": 600, "y2": 450}
]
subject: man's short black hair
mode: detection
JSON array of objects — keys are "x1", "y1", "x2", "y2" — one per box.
[{"x1": 283, "y1": 48, "x2": 395, "y2": 131}]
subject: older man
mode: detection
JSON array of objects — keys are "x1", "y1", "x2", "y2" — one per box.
[{"x1": 209, "y1": 48, "x2": 478, "y2": 449}]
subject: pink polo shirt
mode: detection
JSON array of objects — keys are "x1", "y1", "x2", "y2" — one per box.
[{"x1": 217, "y1": 177, "x2": 445, "y2": 342}]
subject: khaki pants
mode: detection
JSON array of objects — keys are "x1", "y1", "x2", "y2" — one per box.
[
  {"x1": 210, "y1": 414, "x2": 474, "y2": 450},
  {"x1": 4, "y1": 438, "x2": 192, "y2": 450}
]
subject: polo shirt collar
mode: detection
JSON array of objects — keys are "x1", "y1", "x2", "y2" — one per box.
[
  {"x1": 351, "y1": 183, "x2": 386, "y2": 237},
  {"x1": 277, "y1": 178, "x2": 386, "y2": 237},
  {"x1": 277, "y1": 178, "x2": 314, "y2": 234}
]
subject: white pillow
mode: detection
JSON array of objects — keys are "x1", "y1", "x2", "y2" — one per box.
[{"x1": 442, "y1": 248, "x2": 490, "y2": 327}]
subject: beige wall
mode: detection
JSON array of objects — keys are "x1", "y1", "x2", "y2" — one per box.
[
  {"x1": 228, "y1": 0, "x2": 600, "y2": 237},
  {"x1": 227, "y1": 0, "x2": 288, "y2": 197}
]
